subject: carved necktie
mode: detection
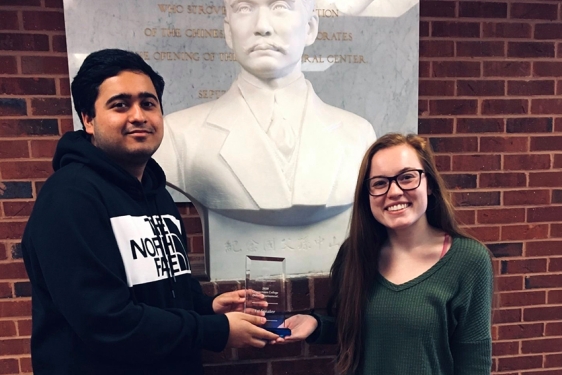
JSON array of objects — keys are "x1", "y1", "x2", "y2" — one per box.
[{"x1": 267, "y1": 95, "x2": 296, "y2": 162}]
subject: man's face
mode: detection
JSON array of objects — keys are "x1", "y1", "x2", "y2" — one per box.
[
  {"x1": 82, "y1": 71, "x2": 163, "y2": 166},
  {"x1": 224, "y1": 0, "x2": 318, "y2": 80}
]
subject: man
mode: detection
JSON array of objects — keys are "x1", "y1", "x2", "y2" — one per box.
[
  {"x1": 22, "y1": 49, "x2": 277, "y2": 375},
  {"x1": 154, "y1": 0, "x2": 376, "y2": 226}
]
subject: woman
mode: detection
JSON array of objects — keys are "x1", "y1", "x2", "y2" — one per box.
[{"x1": 275, "y1": 133, "x2": 493, "y2": 375}]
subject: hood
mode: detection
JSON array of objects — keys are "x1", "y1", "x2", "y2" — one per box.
[{"x1": 52, "y1": 130, "x2": 167, "y2": 199}]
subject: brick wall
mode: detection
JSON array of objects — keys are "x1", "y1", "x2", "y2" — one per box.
[{"x1": 0, "y1": 0, "x2": 560, "y2": 374}]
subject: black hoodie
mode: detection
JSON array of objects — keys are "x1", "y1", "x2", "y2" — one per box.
[{"x1": 22, "y1": 130, "x2": 229, "y2": 375}]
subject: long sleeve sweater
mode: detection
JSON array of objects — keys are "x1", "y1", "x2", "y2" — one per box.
[{"x1": 310, "y1": 236, "x2": 493, "y2": 375}]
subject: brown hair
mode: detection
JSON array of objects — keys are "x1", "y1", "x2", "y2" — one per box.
[{"x1": 329, "y1": 133, "x2": 471, "y2": 374}]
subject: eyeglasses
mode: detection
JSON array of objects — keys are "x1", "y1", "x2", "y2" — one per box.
[{"x1": 365, "y1": 169, "x2": 424, "y2": 197}]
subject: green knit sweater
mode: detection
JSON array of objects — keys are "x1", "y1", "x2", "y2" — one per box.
[{"x1": 309, "y1": 236, "x2": 493, "y2": 375}]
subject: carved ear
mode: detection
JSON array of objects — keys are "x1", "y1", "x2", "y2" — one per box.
[
  {"x1": 305, "y1": 13, "x2": 319, "y2": 47},
  {"x1": 224, "y1": 20, "x2": 233, "y2": 50}
]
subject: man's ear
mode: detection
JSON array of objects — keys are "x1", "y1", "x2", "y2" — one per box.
[
  {"x1": 82, "y1": 113, "x2": 95, "y2": 136},
  {"x1": 224, "y1": 20, "x2": 233, "y2": 50},
  {"x1": 305, "y1": 13, "x2": 319, "y2": 47}
]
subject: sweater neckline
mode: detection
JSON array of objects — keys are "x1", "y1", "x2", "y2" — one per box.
[{"x1": 375, "y1": 236, "x2": 458, "y2": 292}]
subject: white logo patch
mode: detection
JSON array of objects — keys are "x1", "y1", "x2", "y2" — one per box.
[{"x1": 110, "y1": 214, "x2": 191, "y2": 287}]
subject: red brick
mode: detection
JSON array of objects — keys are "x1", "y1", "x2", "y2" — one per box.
[
  {"x1": 17, "y1": 319, "x2": 31, "y2": 336},
  {"x1": 548, "y1": 290, "x2": 562, "y2": 304},
  {"x1": 0, "y1": 0, "x2": 41, "y2": 4},
  {"x1": 532, "y1": 99, "x2": 562, "y2": 114},
  {"x1": 434, "y1": 155, "x2": 450, "y2": 171},
  {"x1": 545, "y1": 353, "x2": 562, "y2": 368},
  {"x1": 500, "y1": 259, "x2": 546, "y2": 275},
  {"x1": 308, "y1": 342, "x2": 337, "y2": 356},
  {"x1": 530, "y1": 135, "x2": 562, "y2": 151},
  {"x1": 523, "y1": 305, "x2": 562, "y2": 323},
  {"x1": 552, "y1": 190, "x2": 562, "y2": 203},
  {"x1": 45, "y1": 0, "x2": 63, "y2": 7},
  {"x1": 528, "y1": 206, "x2": 562, "y2": 222},
  {"x1": 433, "y1": 61, "x2": 481, "y2": 78},
  {"x1": 457, "y1": 118, "x2": 504, "y2": 133},
  {"x1": 455, "y1": 209, "x2": 475, "y2": 225},
  {"x1": 501, "y1": 291, "x2": 547, "y2": 308},
  {"x1": 430, "y1": 99, "x2": 478, "y2": 115},
  {"x1": 511, "y1": 3, "x2": 558, "y2": 21},
  {"x1": 59, "y1": 77, "x2": 70, "y2": 96},
  {"x1": 419, "y1": 61, "x2": 430, "y2": 78},
  {"x1": 0, "y1": 222, "x2": 27, "y2": 240},
  {"x1": 238, "y1": 342, "x2": 302, "y2": 360},
  {"x1": 526, "y1": 240, "x2": 562, "y2": 256},
  {"x1": 508, "y1": 42, "x2": 555, "y2": 58},
  {"x1": 0, "y1": 56, "x2": 17, "y2": 74},
  {"x1": 0, "y1": 140, "x2": 29, "y2": 158},
  {"x1": 453, "y1": 192, "x2": 500, "y2": 207},
  {"x1": 418, "y1": 118, "x2": 453, "y2": 134},
  {"x1": 432, "y1": 21, "x2": 480, "y2": 38},
  {"x1": 488, "y1": 242, "x2": 523, "y2": 257},
  {"x1": 508, "y1": 80, "x2": 554, "y2": 96},
  {"x1": 419, "y1": 41, "x2": 454, "y2": 57},
  {"x1": 493, "y1": 308, "x2": 522, "y2": 324},
  {"x1": 19, "y1": 357, "x2": 32, "y2": 373},
  {"x1": 429, "y1": 137, "x2": 477, "y2": 153},
  {"x1": 29, "y1": 139, "x2": 57, "y2": 158},
  {"x1": 420, "y1": 1, "x2": 456, "y2": 18},
  {"x1": 204, "y1": 363, "x2": 266, "y2": 375},
  {"x1": 0, "y1": 77, "x2": 57, "y2": 96},
  {"x1": 479, "y1": 208, "x2": 525, "y2": 225},
  {"x1": 506, "y1": 117, "x2": 553, "y2": 133},
  {"x1": 482, "y1": 99, "x2": 528, "y2": 115},
  {"x1": 0, "y1": 98, "x2": 27, "y2": 116},
  {"x1": 419, "y1": 99, "x2": 428, "y2": 116},
  {"x1": 272, "y1": 358, "x2": 335, "y2": 375},
  {"x1": 459, "y1": 2, "x2": 507, "y2": 18},
  {"x1": 21, "y1": 56, "x2": 69, "y2": 75},
  {"x1": 464, "y1": 226, "x2": 500, "y2": 242},
  {"x1": 550, "y1": 257, "x2": 562, "y2": 272},
  {"x1": 0, "y1": 337, "x2": 30, "y2": 355},
  {"x1": 31, "y1": 97, "x2": 72, "y2": 116},
  {"x1": 60, "y1": 118, "x2": 74, "y2": 134},
  {"x1": 457, "y1": 41, "x2": 505, "y2": 57},
  {"x1": 420, "y1": 21, "x2": 429, "y2": 37},
  {"x1": 183, "y1": 217, "x2": 202, "y2": 235},
  {"x1": 22, "y1": 11, "x2": 64, "y2": 31},
  {"x1": 0, "y1": 11, "x2": 18, "y2": 30},
  {"x1": 545, "y1": 322, "x2": 562, "y2": 336},
  {"x1": 0, "y1": 262, "x2": 28, "y2": 280},
  {"x1": 534, "y1": 62, "x2": 562, "y2": 78},
  {"x1": 536, "y1": 23, "x2": 562, "y2": 40},
  {"x1": 484, "y1": 61, "x2": 530, "y2": 77},
  {"x1": 0, "y1": 300, "x2": 31, "y2": 318},
  {"x1": 501, "y1": 225, "x2": 549, "y2": 241},
  {"x1": 0, "y1": 359, "x2": 19, "y2": 375},
  {"x1": 493, "y1": 341, "x2": 519, "y2": 356},
  {"x1": 483, "y1": 22, "x2": 531, "y2": 38},
  {"x1": 525, "y1": 275, "x2": 562, "y2": 289},
  {"x1": 0, "y1": 161, "x2": 52, "y2": 179},
  {"x1": 506, "y1": 155, "x2": 551, "y2": 171},
  {"x1": 0, "y1": 119, "x2": 59, "y2": 136},
  {"x1": 529, "y1": 172, "x2": 562, "y2": 187},
  {"x1": 480, "y1": 136, "x2": 528, "y2": 152},
  {"x1": 504, "y1": 189, "x2": 551, "y2": 205},
  {"x1": 457, "y1": 80, "x2": 504, "y2": 96},
  {"x1": 552, "y1": 223, "x2": 562, "y2": 237},
  {"x1": 190, "y1": 235, "x2": 203, "y2": 254},
  {"x1": 0, "y1": 282, "x2": 11, "y2": 298},
  {"x1": 480, "y1": 173, "x2": 526, "y2": 188},
  {"x1": 0, "y1": 33, "x2": 49, "y2": 51},
  {"x1": 313, "y1": 277, "x2": 330, "y2": 309},
  {"x1": 498, "y1": 355, "x2": 543, "y2": 372},
  {"x1": 442, "y1": 173, "x2": 477, "y2": 189},
  {"x1": 498, "y1": 322, "x2": 544, "y2": 339},
  {"x1": 555, "y1": 154, "x2": 562, "y2": 168},
  {"x1": 0, "y1": 321, "x2": 16, "y2": 337},
  {"x1": 497, "y1": 275, "x2": 524, "y2": 291},
  {"x1": 4, "y1": 202, "x2": 34, "y2": 217},
  {"x1": 52, "y1": 34, "x2": 67, "y2": 52},
  {"x1": 0, "y1": 243, "x2": 5, "y2": 261},
  {"x1": 419, "y1": 80, "x2": 455, "y2": 97},
  {"x1": 453, "y1": 155, "x2": 501, "y2": 171}
]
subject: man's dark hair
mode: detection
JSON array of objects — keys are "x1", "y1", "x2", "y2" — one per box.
[{"x1": 70, "y1": 49, "x2": 165, "y2": 128}]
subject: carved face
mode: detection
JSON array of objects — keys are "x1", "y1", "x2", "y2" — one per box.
[{"x1": 224, "y1": 0, "x2": 318, "y2": 80}]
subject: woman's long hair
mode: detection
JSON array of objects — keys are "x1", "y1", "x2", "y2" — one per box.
[{"x1": 330, "y1": 133, "x2": 470, "y2": 374}]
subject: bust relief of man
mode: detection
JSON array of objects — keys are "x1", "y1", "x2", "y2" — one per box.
[{"x1": 154, "y1": 0, "x2": 376, "y2": 226}]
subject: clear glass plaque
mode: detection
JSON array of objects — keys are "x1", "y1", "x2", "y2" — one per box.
[{"x1": 245, "y1": 255, "x2": 290, "y2": 337}]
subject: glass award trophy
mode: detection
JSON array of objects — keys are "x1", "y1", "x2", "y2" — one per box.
[{"x1": 245, "y1": 255, "x2": 291, "y2": 337}]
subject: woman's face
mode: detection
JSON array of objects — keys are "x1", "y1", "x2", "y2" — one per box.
[{"x1": 367, "y1": 144, "x2": 431, "y2": 233}]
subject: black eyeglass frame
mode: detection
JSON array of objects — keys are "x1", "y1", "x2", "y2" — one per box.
[{"x1": 365, "y1": 169, "x2": 425, "y2": 197}]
